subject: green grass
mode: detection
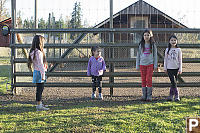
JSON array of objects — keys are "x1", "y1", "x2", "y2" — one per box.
[
  {"x1": 0, "y1": 57, "x2": 11, "y2": 94},
  {"x1": 0, "y1": 48, "x2": 10, "y2": 58},
  {"x1": 0, "y1": 98, "x2": 199, "y2": 132},
  {"x1": 0, "y1": 57, "x2": 10, "y2": 64}
]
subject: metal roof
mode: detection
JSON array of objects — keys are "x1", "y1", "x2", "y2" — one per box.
[{"x1": 95, "y1": 0, "x2": 187, "y2": 28}]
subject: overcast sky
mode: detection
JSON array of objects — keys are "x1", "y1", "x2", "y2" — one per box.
[{"x1": 5, "y1": 0, "x2": 200, "y2": 28}]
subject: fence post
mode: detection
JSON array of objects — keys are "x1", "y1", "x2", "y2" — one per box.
[
  {"x1": 59, "y1": 20, "x2": 62, "y2": 57},
  {"x1": 53, "y1": 16, "x2": 56, "y2": 57},
  {"x1": 34, "y1": 0, "x2": 38, "y2": 29},
  {"x1": 109, "y1": 0, "x2": 114, "y2": 96},
  {"x1": 47, "y1": 13, "x2": 51, "y2": 58},
  {"x1": 11, "y1": 0, "x2": 16, "y2": 95}
]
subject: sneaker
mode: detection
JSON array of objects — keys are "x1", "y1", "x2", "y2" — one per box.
[
  {"x1": 174, "y1": 97, "x2": 180, "y2": 102},
  {"x1": 91, "y1": 93, "x2": 96, "y2": 99},
  {"x1": 99, "y1": 93, "x2": 103, "y2": 100},
  {"x1": 42, "y1": 104, "x2": 48, "y2": 107},
  {"x1": 36, "y1": 104, "x2": 49, "y2": 111},
  {"x1": 174, "y1": 88, "x2": 180, "y2": 102},
  {"x1": 41, "y1": 102, "x2": 48, "y2": 107}
]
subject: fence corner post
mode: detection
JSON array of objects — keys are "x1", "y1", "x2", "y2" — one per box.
[{"x1": 109, "y1": 0, "x2": 114, "y2": 96}]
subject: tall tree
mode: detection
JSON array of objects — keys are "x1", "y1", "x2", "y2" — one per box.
[
  {"x1": 38, "y1": 18, "x2": 47, "y2": 29},
  {"x1": 29, "y1": 17, "x2": 34, "y2": 29},
  {"x1": 23, "y1": 19, "x2": 30, "y2": 29},
  {"x1": 65, "y1": 16, "x2": 71, "y2": 28},
  {"x1": 17, "y1": 11, "x2": 23, "y2": 28},
  {"x1": 0, "y1": 0, "x2": 9, "y2": 21},
  {"x1": 55, "y1": 15, "x2": 65, "y2": 39},
  {"x1": 70, "y1": 1, "x2": 82, "y2": 40},
  {"x1": 23, "y1": 17, "x2": 34, "y2": 29}
]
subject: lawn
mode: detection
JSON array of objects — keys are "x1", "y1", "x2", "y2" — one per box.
[
  {"x1": 0, "y1": 57, "x2": 11, "y2": 94},
  {"x1": 0, "y1": 98, "x2": 200, "y2": 132}
]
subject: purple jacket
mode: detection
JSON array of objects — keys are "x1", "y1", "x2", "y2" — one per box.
[{"x1": 87, "y1": 56, "x2": 106, "y2": 76}]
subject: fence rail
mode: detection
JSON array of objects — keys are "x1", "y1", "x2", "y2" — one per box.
[
  {"x1": 13, "y1": 58, "x2": 200, "y2": 63},
  {"x1": 10, "y1": 43, "x2": 200, "y2": 48},
  {"x1": 14, "y1": 72, "x2": 200, "y2": 77},
  {"x1": 10, "y1": 28, "x2": 200, "y2": 33},
  {"x1": 14, "y1": 82, "x2": 200, "y2": 88}
]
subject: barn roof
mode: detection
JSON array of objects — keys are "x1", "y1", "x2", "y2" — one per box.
[
  {"x1": 95, "y1": 0, "x2": 187, "y2": 28},
  {"x1": 0, "y1": 18, "x2": 12, "y2": 25}
]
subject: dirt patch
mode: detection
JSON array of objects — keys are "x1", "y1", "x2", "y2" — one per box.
[{"x1": 1, "y1": 87, "x2": 200, "y2": 106}]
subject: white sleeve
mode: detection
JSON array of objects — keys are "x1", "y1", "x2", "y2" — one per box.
[
  {"x1": 164, "y1": 48, "x2": 168, "y2": 71},
  {"x1": 178, "y1": 48, "x2": 182, "y2": 72},
  {"x1": 153, "y1": 44, "x2": 158, "y2": 69},
  {"x1": 136, "y1": 45, "x2": 141, "y2": 70}
]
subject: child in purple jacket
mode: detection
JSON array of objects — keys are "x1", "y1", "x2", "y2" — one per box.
[{"x1": 87, "y1": 46, "x2": 106, "y2": 100}]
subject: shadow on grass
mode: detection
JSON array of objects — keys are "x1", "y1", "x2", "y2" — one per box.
[
  {"x1": 0, "y1": 95, "x2": 199, "y2": 114},
  {"x1": 0, "y1": 64, "x2": 10, "y2": 78}
]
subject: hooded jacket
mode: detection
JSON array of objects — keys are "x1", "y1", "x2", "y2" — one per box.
[{"x1": 30, "y1": 48, "x2": 46, "y2": 79}]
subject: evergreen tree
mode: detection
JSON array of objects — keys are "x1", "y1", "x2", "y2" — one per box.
[
  {"x1": 23, "y1": 19, "x2": 31, "y2": 29},
  {"x1": 55, "y1": 15, "x2": 65, "y2": 39},
  {"x1": 17, "y1": 11, "x2": 23, "y2": 28},
  {"x1": 70, "y1": 1, "x2": 82, "y2": 40},
  {"x1": 38, "y1": 18, "x2": 47, "y2": 29},
  {"x1": 0, "y1": 0, "x2": 9, "y2": 21}
]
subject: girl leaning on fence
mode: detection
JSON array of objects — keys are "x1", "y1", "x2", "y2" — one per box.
[
  {"x1": 28, "y1": 35, "x2": 49, "y2": 111},
  {"x1": 136, "y1": 29, "x2": 158, "y2": 101}
]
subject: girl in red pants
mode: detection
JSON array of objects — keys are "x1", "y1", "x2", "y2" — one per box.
[{"x1": 136, "y1": 29, "x2": 158, "y2": 101}]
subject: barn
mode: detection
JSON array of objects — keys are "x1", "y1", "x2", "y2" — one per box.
[
  {"x1": 0, "y1": 18, "x2": 11, "y2": 47},
  {"x1": 95, "y1": 0, "x2": 187, "y2": 62}
]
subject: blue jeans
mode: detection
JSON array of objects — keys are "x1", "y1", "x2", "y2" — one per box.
[{"x1": 32, "y1": 70, "x2": 46, "y2": 83}]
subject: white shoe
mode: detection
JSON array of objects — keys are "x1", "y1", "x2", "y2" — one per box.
[
  {"x1": 36, "y1": 104, "x2": 49, "y2": 111},
  {"x1": 99, "y1": 93, "x2": 103, "y2": 100},
  {"x1": 41, "y1": 102, "x2": 48, "y2": 107},
  {"x1": 91, "y1": 93, "x2": 96, "y2": 99}
]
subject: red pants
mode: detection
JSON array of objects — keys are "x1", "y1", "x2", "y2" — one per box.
[{"x1": 140, "y1": 64, "x2": 154, "y2": 87}]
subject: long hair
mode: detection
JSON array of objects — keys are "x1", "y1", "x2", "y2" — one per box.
[
  {"x1": 91, "y1": 46, "x2": 101, "y2": 56},
  {"x1": 167, "y1": 34, "x2": 179, "y2": 54},
  {"x1": 28, "y1": 35, "x2": 46, "y2": 69},
  {"x1": 139, "y1": 29, "x2": 155, "y2": 53}
]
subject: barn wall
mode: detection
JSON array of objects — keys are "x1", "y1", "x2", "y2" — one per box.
[
  {"x1": 0, "y1": 19, "x2": 12, "y2": 47},
  {"x1": 97, "y1": 0, "x2": 186, "y2": 67}
]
